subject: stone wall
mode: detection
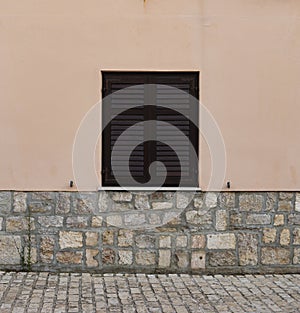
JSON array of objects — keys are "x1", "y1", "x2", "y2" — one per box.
[{"x1": 0, "y1": 191, "x2": 299, "y2": 274}]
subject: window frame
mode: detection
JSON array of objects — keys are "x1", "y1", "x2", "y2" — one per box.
[{"x1": 101, "y1": 71, "x2": 200, "y2": 188}]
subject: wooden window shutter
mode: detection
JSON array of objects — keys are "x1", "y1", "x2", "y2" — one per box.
[{"x1": 102, "y1": 72, "x2": 199, "y2": 187}]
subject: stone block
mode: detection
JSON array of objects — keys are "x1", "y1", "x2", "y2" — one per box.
[
  {"x1": 262, "y1": 228, "x2": 277, "y2": 244},
  {"x1": 102, "y1": 230, "x2": 114, "y2": 245},
  {"x1": 238, "y1": 232, "x2": 258, "y2": 266},
  {"x1": 293, "y1": 248, "x2": 300, "y2": 264},
  {"x1": 159, "y1": 236, "x2": 171, "y2": 248},
  {"x1": 279, "y1": 229, "x2": 290, "y2": 246},
  {"x1": 293, "y1": 228, "x2": 300, "y2": 245},
  {"x1": 205, "y1": 193, "x2": 217, "y2": 208},
  {"x1": 6, "y1": 217, "x2": 35, "y2": 232},
  {"x1": 216, "y1": 210, "x2": 227, "y2": 231},
  {"x1": 98, "y1": 192, "x2": 110, "y2": 212},
  {"x1": 28, "y1": 203, "x2": 53, "y2": 214},
  {"x1": 56, "y1": 251, "x2": 83, "y2": 264},
  {"x1": 124, "y1": 213, "x2": 146, "y2": 226},
  {"x1": 278, "y1": 200, "x2": 293, "y2": 212},
  {"x1": 159, "y1": 250, "x2": 171, "y2": 267},
  {"x1": 66, "y1": 216, "x2": 89, "y2": 228},
  {"x1": 191, "y1": 251, "x2": 205, "y2": 269},
  {"x1": 0, "y1": 235, "x2": 21, "y2": 264},
  {"x1": 176, "y1": 235, "x2": 187, "y2": 248},
  {"x1": 56, "y1": 192, "x2": 71, "y2": 214},
  {"x1": 208, "y1": 250, "x2": 237, "y2": 266},
  {"x1": 246, "y1": 214, "x2": 271, "y2": 225},
  {"x1": 134, "y1": 195, "x2": 150, "y2": 210},
  {"x1": 86, "y1": 232, "x2": 99, "y2": 246},
  {"x1": 135, "y1": 250, "x2": 156, "y2": 266},
  {"x1": 152, "y1": 202, "x2": 173, "y2": 210},
  {"x1": 274, "y1": 214, "x2": 285, "y2": 226},
  {"x1": 175, "y1": 251, "x2": 189, "y2": 268},
  {"x1": 296, "y1": 193, "x2": 300, "y2": 212},
  {"x1": 31, "y1": 192, "x2": 54, "y2": 201},
  {"x1": 135, "y1": 235, "x2": 155, "y2": 248},
  {"x1": 265, "y1": 192, "x2": 277, "y2": 212},
  {"x1": 91, "y1": 216, "x2": 103, "y2": 227},
  {"x1": 40, "y1": 236, "x2": 55, "y2": 263},
  {"x1": 86, "y1": 249, "x2": 98, "y2": 267},
  {"x1": 118, "y1": 230, "x2": 133, "y2": 247},
  {"x1": 102, "y1": 248, "x2": 115, "y2": 265},
  {"x1": 38, "y1": 216, "x2": 63, "y2": 228},
  {"x1": 59, "y1": 231, "x2": 83, "y2": 249},
  {"x1": 261, "y1": 247, "x2": 290, "y2": 265},
  {"x1": 106, "y1": 215, "x2": 123, "y2": 227},
  {"x1": 75, "y1": 193, "x2": 97, "y2": 214},
  {"x1": 0, "y1": 192, "x2": 12, "y2": 214},
  {"x1": 176, "y1": 192, "x2": 193, "y2": 209},
  {"x1": 111, "y1": 192, "x2": 132, "y2": 202},
  {"x1": 207, "y1": 233, "x2": 236, "y2": 250},
  {"x1": 219, "y1": 192, "x2": 235, "y2": 209},
  {"x1": 239, "y1": 193, "x2": 263, "y2": 212},
  {"x1": 186, "y1": 210, "x2": 212, "y2": 228},
  {"x1": 191, "y1": 235, "x2": 205, "y2": 249},
  {"x1": 193, "y1": 196, "x2": 204, "y2": 209},
  {"x1": 13, "y1": 192, "x2": 27, "y2": 213},
  {"x1": 118, "y1": 250, "x2": 133, "y2": 265}
]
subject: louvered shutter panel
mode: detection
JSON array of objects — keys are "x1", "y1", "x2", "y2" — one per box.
[
  {"x1": 102, "y1": 78, "x2": 146, "y2": 186},
  {"x1": 102, "y1": 72, "x2": 199, "y2": 187}
]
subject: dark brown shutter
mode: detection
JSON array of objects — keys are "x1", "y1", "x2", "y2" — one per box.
[{"x1": 102, "y1": 71, "x2": 199, "y2": 187}]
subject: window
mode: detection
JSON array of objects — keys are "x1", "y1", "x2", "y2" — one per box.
[{"x1": 102, "y1": 71, "x2": 199, "y2": 187}]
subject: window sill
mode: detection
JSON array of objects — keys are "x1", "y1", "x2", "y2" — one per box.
[{"x1": 98, "y1": 187, "x2": 201, "y2": 191}]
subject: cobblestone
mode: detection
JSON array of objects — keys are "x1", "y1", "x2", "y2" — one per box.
[{"x1": 0, "y1": 272, "x2": 299, "y2": 312}]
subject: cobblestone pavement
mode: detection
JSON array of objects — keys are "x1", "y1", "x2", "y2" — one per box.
[{"x1": 0, "y1": 272, "x2": 299, "y2": 313}]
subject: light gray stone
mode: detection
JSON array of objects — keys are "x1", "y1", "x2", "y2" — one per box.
[
  {"x1": 176, "y1": 235, "x2": 188, "y2": 248},
  {"x1": 216, "y1": 209, "x2": 227, "y2": 231},
  {"x1": 0, "y1": 235, "x2": 21, "y2": 264},
  {"x1": 207, "y1": 233, "x2": 236, "y2": 250},
  {"x1": 238, "y1": 233, "x2": 258, "y2": 266},
  {"x1": 135, "y1": 250, "x2": 156, "y2": 266},
  {"x1": 293, "y1": 228, "x2": 300, "y2": 244},
  {"x1": 124, "y1": 213, "x2": 146, "y2": 226},
  {"x1": 134, "y1": 195, "x2": 150, "y2": 210},
  {"x1": 296, "y1": 193, "x2": 300, "y2": 212},
  {"x1": 86, "y1": 249, "x2": 98, "y2": 267},
  {"x1": 118, "y1": 230, "x2": 134, "y2": 247},
  {"x1": 111, "y1": 192, "x2": 132, "y2": 202},
  {"x1": 191, "y1": 251, "x2": 205, "y2": 269},
  {"x1": 191, "y1": 235, "x2": 205, "y2": 249},
  {"x1": 76, "y1": 193, "x2": 97, "y2": 214},
  {"x1": 261, "y1": 247, "x2": 290, "y2": 265},
  {"x1": 152, "y1": 202, "x2": 173, "y2": 210},
  {"x1": 246, "y1": 214, "x2": 271, "y2": 225},
  {"x1": 118, "y1": 250, "x2": 133, "y2": 265},
  {"x1": 176, "y1": 192, "x2": 193, "y2": 209},
  {"x1": 66, "y1": 216, "x2": 89, "y2": 228},
  {"x1": 219, "y1": 192, "x2": 235, "y2": 209},
  {"x1": 38, "y1": 216, "x2": 63, "y2": 228},
  {"x1": 159, "y1": 236, "x2": 171, "y2": 248},
  {"x1": 13, "y1": 192, "x2": 27, "y2": 213},
  {"x1": 98, "y1": 192, "x2": 110, "y2": 212},
  {"x1": 0, "y1": 192, "x2": 11, "y2": 214},
  {"x1": 135, "y1": 235, "x2": 155, "y2": 248},
  {"x1": 205, "y1": 193, "x2": 217, "y2": 208},
  {"x1": 40, "y1": 236, "x2": 55, "y2": 263},
  {"x1": 56, "y1": 192, "x2": 71, "y2": 214},
  {"x1": 159, "y1": 250, "x2": 171, "y2": 267},
  {"x1": 186, "y1": 210, "x2": 212, "y2": 228},
  {"x1": 175, "y1": 251, "x2": 189, "y2": 268},
  {"x1": 239, "y1": 193, "x2": 263, "y2": 212},
  {"x1": 59, "y1": 231, "x2": 83, "y2": 249}
]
